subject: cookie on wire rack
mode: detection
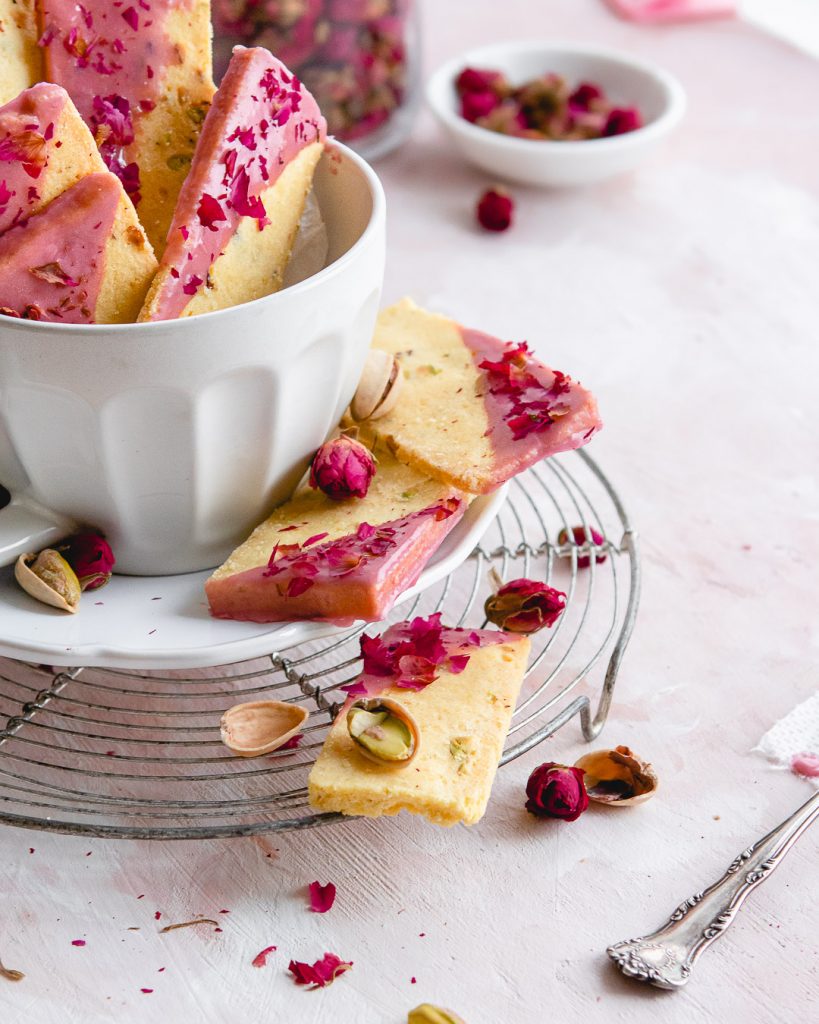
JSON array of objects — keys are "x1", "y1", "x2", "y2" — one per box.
[
  {"x1": 308, "y1": 619, "x2": 530, "y2": 827},
  {"x1": 351, "y1": 299, "x2": 603, "y2": 495}
]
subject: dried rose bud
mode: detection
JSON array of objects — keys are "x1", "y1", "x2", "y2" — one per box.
[
  {"x1": 602, "y1": 107, "x2": 643, "y2": 136},
  {"x1": 525, "y1": 762, "x2": 588, "y2": 821},
  {"x1": 485, "y1": 578, "x2": 566, "y2": 633},
  {"x1": 59, "y1": 531, "x2": 116, "y2": 591},
  {"x1": 557, "y1": 526, "x2": 607, "y2": 569},
  {"x1": 568, "y1": 82, "x2": 604, "y2": 112},
  {"x1": 476, "y1": 187, "x2": 514, "y2": 232},
  {"x1": 460, "y1": 89, "x2": 500, "y2": 123},
  {"x1": 309, "y1": 436, "x2": 376, "y2": 501},
  {"x1": 455, "y1": 66, "x2": 506, "y2": 95}
]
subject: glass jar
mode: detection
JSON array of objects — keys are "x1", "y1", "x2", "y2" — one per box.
[{"x1": 212, "y1": 1, "x2": 421, "y2": 160}]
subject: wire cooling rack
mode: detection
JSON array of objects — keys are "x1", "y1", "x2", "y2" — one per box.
[{"x1": 0, "y1": 449, "x2": 639, "y2": 840}]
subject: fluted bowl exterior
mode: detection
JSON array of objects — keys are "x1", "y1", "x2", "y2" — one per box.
[{"x1": 0, "y1": 143, "x2": 386, "y2": 574}]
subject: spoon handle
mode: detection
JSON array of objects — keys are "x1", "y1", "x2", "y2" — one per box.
[{"x1": 607, "y1": 790, "x2": 819, "y2": 989}]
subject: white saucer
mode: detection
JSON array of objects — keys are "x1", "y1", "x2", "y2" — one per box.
[{"x1": 0, "y1": 488, "x2": 505, "y2": 670}]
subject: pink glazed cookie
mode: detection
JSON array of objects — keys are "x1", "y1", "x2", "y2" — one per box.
[
  {"x1": 352, "y1": 299, "x2": 602, "y2": 494},
  {"x1": 139, "y1": 45, "x2": 326, "y2": 321}
]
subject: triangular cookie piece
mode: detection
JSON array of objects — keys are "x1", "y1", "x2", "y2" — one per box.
[
  {"x1": 0, "y1": 172, "x2": 156, "y2": 323},
  {"x1": 0, "y1": 82, "x2": 107, "y2": 235},
  {"x1": 0, "y1": 0, "x2": 41, "y2": 105},
  {"x1": 37, "y1": 0, "x2": 215, "y2": 254},
  {"x1": 206, "y1": 447, "x2": 466, "y2": 625},
  {"x1": 139, "y1": 46, "x2": 326, "y2": 321},
  {"x1": 353, "y1": 299, "x2": 603, "y2": 494},
  {"x1": 308, "y1": 616, "x2": 530, "y2": 826}
]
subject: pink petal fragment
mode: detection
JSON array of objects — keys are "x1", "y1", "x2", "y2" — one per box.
[
  {"x1": 288, "y1": 952, "x2": 352, "y2": 988},
  {"x1": 308, "y1": 881, "x2": 336, "y2": 914},
  {"x1": 252, "y1": 944, "x2": 277, "y2": 968}
]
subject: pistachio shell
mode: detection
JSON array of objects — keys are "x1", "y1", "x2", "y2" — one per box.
[
  {"x1": 220, "y1": 700, "x2": 309, "y2": 757},
  {"x1": 574, "y1": 745, "x2": 658, "y2": 806},
  {"x1": 349, "y1": 349, "x2": 403, "y2": 421},
  {"x1": 347, "y1": 697, "x2": 418, "y2": 766},
  {"x1": 408, "y1": 1005, "x2": 466, "y2": 1024},
  {"x1": 15, "y1": 550, "x2": 81, "y2": 613}
]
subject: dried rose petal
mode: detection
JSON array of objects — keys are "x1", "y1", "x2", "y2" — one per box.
[
  {"x1": 251, "y1": 944, "x2": 277, "y2": 968},
  {"x1": 568, "y1": 82, "x2": 604, "y2": 111},
  {"x1": 790, "y1": 752, "x2": 819, "y2": 779},
  {"x1": 476, "y1": 187, "x2": 514, "y2": 232},
  {"x1": 309, "y1": 436, "x2": 376, "y2": 501},
  {"x1": 557, "y1": 526, "x2": 607, "y2": 569},
  {"x1": 58, "y1": 531, "x2": 115, "y2": 591},
  {"x1": 288, "y1": 952, "x2": 352, "y2": 988},
  {"x1": 525, "y1": 762, "x2": 588, "y2": 821},
  {"x1": 602, "y1": 107, "x2": 643, "y2": 136},
  {"x1": 308, "y1": 881, "x2": 336, "y2": 914},
  {"x1": 485, "y1": 578, "x2": 566, "y2": 634}
]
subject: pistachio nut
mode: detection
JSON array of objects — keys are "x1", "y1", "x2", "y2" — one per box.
[
  {"x1": 574, "y1": 745, "x2": 658, "y2": 806},
  {"x1": 220, "y1": 700, "x2": 309, "y2": 757},
  {"x1": 408, "y1": 1005, "x2": 466, "y2": 1024},
  {"x1": 15, "y1": 550, "x2": 81, "y2": 613},
  {"x1": 349, "y1": 349, "x2": 403, "y2": 421},
  {"x1": 347, "y1": 697, "x2": 418, "y2": 765}
]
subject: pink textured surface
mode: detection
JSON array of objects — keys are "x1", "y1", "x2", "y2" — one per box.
[{"x1": 1, "y1": 2, "x2": 818, "y2": 1021}]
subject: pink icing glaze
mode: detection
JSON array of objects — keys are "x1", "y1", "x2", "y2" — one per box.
[
  {"x1": 147, "y1": 46, "x2": 326, "y2": 321},
  {"x1": 0, "y1": 173, "x2": 120, "y2": 324},
  {"x1": 0, "y1": 83, "x2": 69, "y2": 234},
  {"x1": 206, "y1": 497, "x2": 464, "y2": 624},
  {"x1": 38, "y1": 0, "x2": 191, "y2": 203},
  {"x1": 791, "y1": 752, "x2": 819, "y2": 778},
  {"x1": 461, "y1": 328, "x2": 603, "y2": 487}
]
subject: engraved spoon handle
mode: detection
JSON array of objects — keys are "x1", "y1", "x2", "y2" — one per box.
[{"x1": 607, "y1": 790, "x2": 819, "y2": 989}]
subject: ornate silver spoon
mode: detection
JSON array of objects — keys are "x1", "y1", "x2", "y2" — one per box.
[{"x1": 607, "y1": 790, "x2": 819, "y2": 989}]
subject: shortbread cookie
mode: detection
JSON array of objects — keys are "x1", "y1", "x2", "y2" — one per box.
[
  {"x1": 206, "y1": 448, "x2": 466, "y2": 625},
  {"x1": 353, "y1": 299, "x2": 603, "y2": 494},
  {"x1": 0, "y1": 0, "x2": 40, "y2": 104},
  {"x1": 0, "y1": 83, "x2": 106, "y2": 235},
  {"x1": 308, "y1": 617, "x2": 530, "y2": 826},
  {"x1": 37, "y1": 0, "x2": 215, "y2": 254},
  {"x1": 139, "y1": 46, "x2": 325, "y2": 321},
  {"x1": 0, "y1": 172, "x2": 156, "y2": 323}
]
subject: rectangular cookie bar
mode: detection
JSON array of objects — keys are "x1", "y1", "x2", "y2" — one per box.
[
  {"x1": 0, "y1": 171, "x2": 157, "y2": 323},
  {"x1": 139, "y1": 46, "x2": 325, "y2": 320},
  {"x1": 353, "y1": 299, "x2": 603, "y2": 494},
  {"x1": 308, "y1": 618, "x2": 530, "y2": 826},
  {"x1": 206, "y1": 446, "x2": 466, "y2": 625},
  {"x1": 0, "y1": 82, "x2": 106, "y2": 236},
  {"x1": 37, "y1": 0, "x2": 215, "y2": 254}
]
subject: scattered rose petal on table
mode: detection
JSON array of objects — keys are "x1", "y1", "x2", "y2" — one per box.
[
  {"x1": 308, "y1": 881, "x2": 337, "y2": 914},
  {"x1": 252, "y1": 945, "x2": 277, "y2": 968},
  {"x1": 288, "y1": 952, "x2": 353, "y2": 988}
]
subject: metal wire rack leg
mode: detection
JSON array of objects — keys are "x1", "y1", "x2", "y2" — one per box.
[{"x1": 0, "y1": 450, "x2": 640, "y2": 839}]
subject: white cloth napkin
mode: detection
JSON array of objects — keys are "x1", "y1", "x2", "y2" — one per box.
[{"x1": 754, "y1": 691, "x2": 819, "y2": 788}]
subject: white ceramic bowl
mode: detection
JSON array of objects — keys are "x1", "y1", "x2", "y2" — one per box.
[
  {"x1": 427, "y1": 42, "x2": 686, "y2": 187},
  {"x1": 0, "y1": 143, "x2": 386, "y2": 575}
]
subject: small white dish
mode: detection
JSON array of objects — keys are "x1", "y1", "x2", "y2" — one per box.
[
  {"x1": 0, "y1": 485, "x2": 506, "y2": 670},
  {"x1": 426, "y1": 41, "x2": 686, "y2": 187}
]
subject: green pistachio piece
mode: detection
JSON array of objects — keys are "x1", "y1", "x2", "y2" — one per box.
[{"x1": 347, "y1": 698, "x2": 418, "y2": 765}]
